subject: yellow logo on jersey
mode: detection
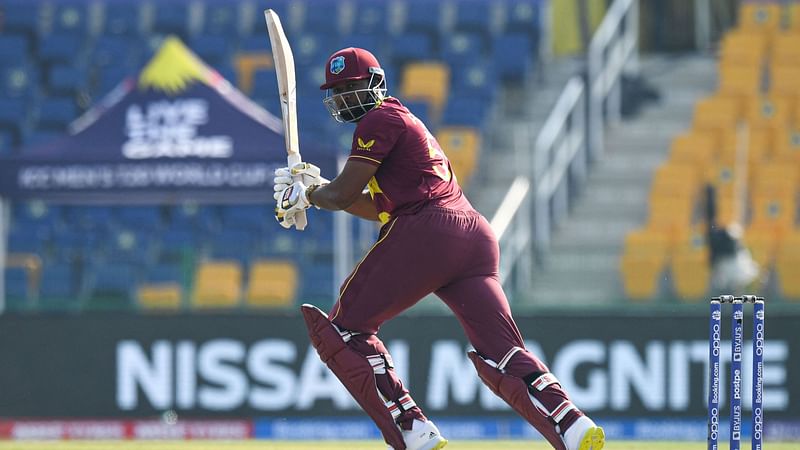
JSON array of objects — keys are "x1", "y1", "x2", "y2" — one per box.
[
  {"x1": 367, "y1": 176, "x2": 383, "y2": 199},
  {"x1": 357, "y1": 137, "x2": 376, "y2": 151}
]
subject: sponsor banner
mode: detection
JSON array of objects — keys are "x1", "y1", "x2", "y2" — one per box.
[
  {"x1": 0, "y1": 420, "x2": 251, "y2": 440},
  {"x1": 0, "y1": 313, "x2": 797, "y2": 420}
]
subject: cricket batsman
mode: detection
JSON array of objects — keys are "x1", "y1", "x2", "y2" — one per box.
[{"x1": 273, "y1": 47, "x2": 605, "y2": 450}]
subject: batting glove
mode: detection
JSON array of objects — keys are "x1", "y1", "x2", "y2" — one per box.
[{"x1": 273, "y1": 162, "x2": 328, "y2": 201}]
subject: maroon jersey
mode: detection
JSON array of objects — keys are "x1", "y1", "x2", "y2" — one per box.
[{"x1": 348, "y1": 97, "x2": 472, "y2": 223}]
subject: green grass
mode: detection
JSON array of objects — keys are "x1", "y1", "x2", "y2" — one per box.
[{"x1": 0, "y1": 441, "x2": 796, "y2": 450}]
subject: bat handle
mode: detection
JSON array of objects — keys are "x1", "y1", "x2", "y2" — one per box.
[{"x1": 286, "y1": 153, "x2": 307, "y2": 231}]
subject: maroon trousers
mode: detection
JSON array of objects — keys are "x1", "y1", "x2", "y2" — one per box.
[{"x1": 327, "y1": 206, "x2": 579, "y2": 433}]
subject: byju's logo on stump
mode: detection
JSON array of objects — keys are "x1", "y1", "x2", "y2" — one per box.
[{"x1": 330, "y1": 56, "x2": 345, "y2": 74}]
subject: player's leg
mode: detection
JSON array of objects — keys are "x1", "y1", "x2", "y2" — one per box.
[
  {"x1": 304, "y1": 216, "x2": 452, "y2": 450},
  {"x1": 436, "y1": 276, "x2": 603, "y2": 448}
]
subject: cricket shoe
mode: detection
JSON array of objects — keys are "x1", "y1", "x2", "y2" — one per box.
[
  {"x1": 388, "y1": 419, "x2": 448, "y2": 450},
  {"x1": 563, "y1": 416, "x2": 605, "y2": 450}
]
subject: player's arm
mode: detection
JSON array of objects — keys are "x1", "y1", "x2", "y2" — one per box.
[{"x1": 308, "y1": 159, "x2": 380, "y2": 221}]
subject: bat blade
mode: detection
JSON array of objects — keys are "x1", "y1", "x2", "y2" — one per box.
[{"x1": 265, "y1": 9, "x2": 300, "y2": 163}]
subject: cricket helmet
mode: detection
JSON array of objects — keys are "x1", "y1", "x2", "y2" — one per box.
[{"x1": 321, "y1": 47, "x2": 387, "y2": 123}]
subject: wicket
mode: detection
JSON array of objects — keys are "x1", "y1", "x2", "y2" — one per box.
[{"x1": 708, "y1": 295, "x2": 765, "y2": 450}]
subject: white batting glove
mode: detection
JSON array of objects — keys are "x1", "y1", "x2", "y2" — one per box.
[
  {"x1": 273, "y1": 162, "x2": 328, "y2": 201},
  {"x1": 275, "y1": 181, "x2": 311, "y2": 228}
]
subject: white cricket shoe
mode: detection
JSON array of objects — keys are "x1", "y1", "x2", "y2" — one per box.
[
  {"x1": 388, "y1": 419, "x2": 448, "y2": 450},
  {"x1": 563, "y1": 416, "x2": 605, "y2": 450}
]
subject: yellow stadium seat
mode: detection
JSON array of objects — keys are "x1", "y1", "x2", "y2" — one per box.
[
  {"x1": 651, "y1": 162, "x2": 700, "y2": 199},
  {"x1": 436, "y1": 127, "x2": 480, "y2": 187},
  {"x1": 669, "y1": 131, "x2": 717, "y2": 174},
  {"x1": 246, "y1": 260, "x2": 298, "y2": 308},
  {"x1": 400, "y1": 62, "x2": 450, "y2": 121},
  {"x1": 720, "y1": 30, "x2": 769, "y2": 66},
  {"x1": 693, "y1": 96, "x2": 741, "y2": 144},
  {"x1": 769, "y1": 66, "x2": 800, "y2": 102},
  {"x1": 192, "y1": 261, "x2": 242, "y2": 308},
  {"x1": 770, "y1": 33, "x2": 800, "y2": 68},
  {"x1": 752, "y1": 160, "x2": 798, "y2": 196},
  {"x1": 719, "y1": 65, "x2": 763, "y2": 98},
  {"x1": 775, "y1": 231, "x2": 800, "y2": 299},
  {"x1": 745, "y1": 95, "x2": 791, "y2": 129},
  {"x1": 671, "y1": 243, "x2": 710, "y2": 301},
  {"x1": 738, "y1": 3, "x2": 782, "y2": 32},
  {"x1": 647, "y1": 196, "x2": 695, "y2": 243},
  {"x1": 770, "y1": 126, "x2": 800, "y2": 162},
  {"x1": 620, "y1": 228, "x2": 670, "y2": 300},
  {"x1": 789, "y1": 3, "x2": 800, "y2": 30},
  {"x1": 234, "y1": 53, "x2": 273, "y2": 95},
  {"x1": 137, "y1": 283, "x2": 183, "y2": 310},
  {"x1": 749, "y1": 192, "x2": 796, "y2": 238}
]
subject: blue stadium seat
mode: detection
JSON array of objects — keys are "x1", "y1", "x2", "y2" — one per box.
[
  {"x1": 440, "y1": 32, "x2": 486, "y2": 67},
  {"x1": 299, "y1": 259, "x2": 335, "y2": 305},
  {"x1": 220, "y1": 205, "x2": 271, "y2": 232},
  {"x1": 351, "y1": 0, "x2": 391, "y2": 35},
  {"x1": 158, "y1": 228, "x2": 199, "y2": 263},
  {"x1": 37, "y1": 97, "x2": 79, "y2": 130},
  {"x1": 491, "y1": 34, "x2": 533, "y2": 82},
  {"x1": 451, "y1": 65, "x2": 498, "y2": 103},
  {"x1": 1, "y1": 2, "x2": 42, "y2": 37},
  {"x1": 441, "y1": 97, "x2": 489, "y2": 128},
  {"x1": 338, "y1": 33, "x2": 388, "y2": 60},
  {"x1": 170, "y1": 204, "x2": 220, "y2": 233},
  {"x1": 0, "y1": 130, "x2": 12, "y2": 155},
  {"x1": 102, "y1": 1, "x2": 142, "y2": 36},
  {"x1": 208, "y1": 229, "x2": 258, "y2": 266},
  {"x1": 504, "y1": 0, "x2": 543, "y2": 38},
  {"x1": 90, "y1": 36, "x2": 143, "y2": 69},
  {"x1": 189, "y1": 35, "x2": 233, "y2": 66},
  {"x1": 403, "y1": 0, "x2": 443, "y2": 36},
  {"x1": 1, "y1": 65, "x2": 37, "y2": 99},
  {"x1": 403, "y1": 100, "x2": 432, "y2": 127},
  {"x1": 38, "y1": 263, "x2": 81, "y2": 311},
  {"x1": 203, "y1": 3, "x2": 240, "y2": 36},
  {"x1": 52, "y1": 2, "x2": 90, "y2": 36},
  {"x1": 69, "y1": 206, "x2": 116, "y2": 231},
  {"x1": 0, "y1": 98, "x2": 28, "y2": 136},
  {"x1": 238, "y1": 35, "x2": 270, "y2": 53},
  {"x1": 453, "y1": 0, "x2": 494, "y2": 34},
  {"x1": 302, "y1": 0, "x2": 341, "y2": 35},
  {"x1": 4, "y1": 267, "x2": 30, "y2": 311},
  {"x1": 103, "y1": 229, "x2": 156, "y2": 265},
  {"x1": 86, "y1": 263, "x2": 137, "y2": 310},
  {"x1": 38, "y1": 34, "x2": 84, "y2": 64},
  {"x1": 116, "y1": 206, "x2": 163, "y2": 231},
  {"x1": 22, "y1": 131, "x2": 59, "y2": 149},
  {"x1": 47, "y1": 64, "x2": 88, "y2": 95},
  {"x1": 251, "y1": 69, "x2": 280, "y2": 99},
  {"x1": 293, "y1": 33, "x2": 334, "y2": 69},
  {"x1": 145, "y1": 263, "x2": 184, "y2": 284},
  {"x1": 7, "y1": 227, "x2": 49, "y2": 254},
  {"x1": 152, "y1": 2, "x2": 191, "y2": 38},
  {"x1": 50, "y1": 228, "x2": 97, "y2": 262},
  {"x1": 0, "y1": 36, "x2": 29, "y2": 63},
  {"x1": 94, "y1": 66, "x2": 131, "y2": 97},
  {"x1": 390, "y1": 33, "x2": 434, "y2": 66}
]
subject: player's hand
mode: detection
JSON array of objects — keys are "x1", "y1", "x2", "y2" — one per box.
[
  {"x1": 275, "y1": 181, "x2": 311, "y2": 227},
  {"x1": 273, "y1": 162, "x2": 327, "y2": 201}
]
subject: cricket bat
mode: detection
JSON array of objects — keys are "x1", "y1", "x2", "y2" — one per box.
[{"x1": 265, "y1": 8, "x2": 307, "y2": 230}]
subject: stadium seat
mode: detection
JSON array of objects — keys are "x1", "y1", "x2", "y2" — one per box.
[
  {"x1": 390, "y1": 33, "x2": 435, "y2": 67},
  {"x1": 152, "y1": 2, "x2": 191, "y2": 38},
  {"x1": 620, "y1": 228, "x2": 670, "y2": 300},
  {"x1": 452, "y1": 0, "x2": 495, "y2": 35},
  {"x1": 450, "y1": 65, "x2": 498, "y2": 105},
  {"x1": 504, "y1": 0, "x2": 543, "y2": 39},
  {"x1": 769, "y1": 66, "x2": 800, "y2": 102},
  {"x1": 738, "y1": 2, "x2": 782, "y2": 32},
  {"x1": 302, "y1": 0, "x2": 342, "y2": 35},
  {"x1": 85, "y1": 263, "x2": 137, "y2": 310},
  {"x1": 116, "y1": 206, "x2": 163, "y2": 231},
  {"x1": 350, "y1": 0, "x2": 391, "y2": 35},
  {"x1": 436, "y1": 127, "x2": 480, "y2": 187},
  {"x1": 775, "y1": 231, "x2": 800, "y2": 299},
  {"x1": 790, "y1": 3, "x2": 800, "y2": 30},
  {"x1": 292, "y1": 33, "x2": 332, "y2": 69},
  {"x1": 220, "y1": 205, "x2": 271, "y2": 233},
  {"x1": 745, "y1": 95, "x2": 791, "y2": 130},
  {"x1": 38, "y1": 34, "x2": 84, "y2": 65},
  {"x1": 751, "y1": 161, "x2": 798, "y2": 197},
  {"x1": 718, "y1": 65, "x2": 763, "y2": 99},
  {"x1": 669, "y1": 131, "x2": 717, "y2": 174},
  {"x1": 203, "y1": 3, "x2": 240, "y2": 36},
  {"x1": 670, "y1": 240, "x2": 710, "y2": 301},
  {"x1": 1, "y1": 2, "x2": 42, "y2": 37},
  {"x1": 299, "y1": 260, "x2": 335, "y2": 305},
  {"x1": 692, "y1": 96, "x2": 741, "y2": 144},
  {"x1": 441, "y1": 97, "x2": 490, "y2": 128},
  {"x1": 102, "y1": 1, "x2": 142, "y2": 36},
  {"x1": 89, "y1": 36, "x2": 143, "y2": 70},
  {"x1": 208, "y1": 230, "x2": 258, "y2": 267},
  {"x1": 770, "y1": 126, "x2": 800, "y2": 162},
  {"x1": 191, "y1": 261, "x2": 243, "y2": 309},
  {"x1": 137, "y1": 263, "x2": 184, "y2": 310},
  {"x1": 0, "y1": 36, "x2": 29, "y2": 64},
  {"x1": 51, "y1": 2, "x2": 89, "y2": 35},
  {"x1": 0, "y1": 98, "x2": 28, "y2": 140},
  {"x1": 650, "y1": 162, "x2": 701, "y2": 201},
  {"x1": 246, "y1": 260, "x2": 298, "y2": 308},
  {"x1": 720, "y1": 30, "x2": 768, "y2": 68},
  {"x1": 749, "y1": 192, "x2": 796, "y2": 238},
  {"x1": 251, "y1": 68, "x2": 280, "y2": 99},
  {"x1": 234, "y1": 54, "x2": 273, "y2": 94},
  {"x1": 0, "y1": 130, "x2": 12, "y2": 155},
  {"x1": 36, "y1": 97, "x2": 79, "y2": 130},
  {"x1": 403, "y1": 0, "x2": 443, "y2": 36},
  {"x1": 770, "y1": 32, "x2": 800, "y2": 68},
  {"x1": 158, "y1": 229, "x2": 199, "y2": 263},
  {"x1": 38, "y1": 264, "x2": 81, "y2": 311},
  {"x1": 491, "y1": 34, "x2": 533, "y2": 83},
  {"x1": 400, "y1": 62, "x2": 449, "y2": 122},
  {"x1": 440, "y1": 32, "x2": 486, "y2": 68},
  {"x1": 47, "y1": 64, "x2": 88, "y2": 95},
  {"x1": 647, "y1": 196, "x2": 695, "y2": 243},
  {"x1": 1, "y1": 65, "x2": 38, "y2": 99},
  {"x1": 189, "y1": 35, "x2": 233, "y2": 66}
]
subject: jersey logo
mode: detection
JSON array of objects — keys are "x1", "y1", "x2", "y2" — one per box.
[
  {"x1": 330, "y1": 56, "x2": 345, "y2": 74},
  {"x1": 357, "y1": 137, "x2": 376, "y2": 151}
]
